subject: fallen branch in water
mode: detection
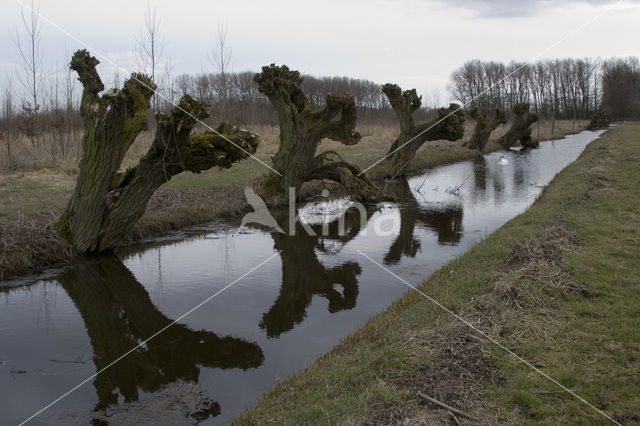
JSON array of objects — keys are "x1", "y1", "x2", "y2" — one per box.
[{"x1": 446, "y1": 175, "x2": 470, "y2": 196}]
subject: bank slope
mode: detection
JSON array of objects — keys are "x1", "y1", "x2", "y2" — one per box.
[{"x1": 236, "y1": 122, "x2": 640, "y2": 425}]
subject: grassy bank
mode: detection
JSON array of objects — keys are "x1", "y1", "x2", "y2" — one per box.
[
  {"x1": 0, "y1": 120, "x2": 586, "y2": 281},
  {"x1": 236, "y1": 122, "x2": 639, "y2": 425}
]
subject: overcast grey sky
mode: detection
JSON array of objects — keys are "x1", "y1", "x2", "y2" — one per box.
[{"x1": 1, "y1": 0, "x2": 638, "y2": 105}]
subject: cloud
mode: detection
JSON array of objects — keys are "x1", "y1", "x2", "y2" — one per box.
[{"x1": 435, "y1": 0, "x2": 626, "y2": 18}]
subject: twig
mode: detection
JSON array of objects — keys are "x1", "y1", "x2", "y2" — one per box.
[
  {"x1": 417, "y1": 391, "x2": 479, "y2": 422},
  {"x1": 50, "y1": 358, "x2": 86, "y2": 364},
  {"x1": 415, "y1": 173, "x2": 430, "y2": 192},
  {"x1": 446, "y1": 175, "x2": 470, "y2": 196}
]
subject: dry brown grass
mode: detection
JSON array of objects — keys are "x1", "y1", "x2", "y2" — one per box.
[
  {"x1": 0, "y1": 183, "x2": 252, "y2": 280},
  {"x1": 0, "y1": 214, "x2": 73, "y2": 281},
  {"x1": 0, "y1": 120, "x2": 587, "y2": 281},
  {"x1": 1, "y1": 119, "x2": 587, "y2": 173},
  {"x1": 366, "y1": 221, "x2": 589, "y2": 424},
  {"x1": 0, "y1": 170, "x2": 75, "y2": 221},
  {"x1": 324, "y1": 119, "x2": 588, "y2": 181},
  {"x1": 0, "y1": 130, "x2": 83, "y2": 172}
]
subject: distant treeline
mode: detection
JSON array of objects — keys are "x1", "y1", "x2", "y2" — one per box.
[
  {"x1": 601, "y1": 57, "x2": 640, "y2": 119},
  {"x1": 2, "y1": 56, "x2": 639, "y2": 164},
  {"x1": 0, "y1": 70, "x2": 407, "y2": 164},
  {"x1": 158, "y1": 72, "x2": 397, "y2": 125},
  {"x1": 0, "y1": 72, "x2": 398, "y2": 139},
  {"x1": 448, "y1": 56, "x2": 640, "y2": 120}
]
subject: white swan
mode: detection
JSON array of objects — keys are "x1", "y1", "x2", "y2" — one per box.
[{"x1": 498, "y1": 155, "x2": 509, "y2": 165}]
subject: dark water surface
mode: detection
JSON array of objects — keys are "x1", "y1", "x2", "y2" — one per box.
[{"x1": 0, "y1": 130, "x2": 604, "y2": 424}]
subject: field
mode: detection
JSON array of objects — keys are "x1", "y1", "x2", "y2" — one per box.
[
  {"x1": 0, "y1": 119, "x2": 586, "y2": 281},
  {"x1": 236, "y1": 122, "x2": 640, "y2": 424}
]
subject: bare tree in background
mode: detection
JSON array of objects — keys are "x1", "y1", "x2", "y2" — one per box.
[
  {"x1": 210, "y1": 21, "x2": 232, "y2": 120},
  {"x1": 159, "y1": 58, "x2": 176, "y2": 108},
  {"x1": 14, "y1": 0, "x2": 42, "y2": 111},
  {"x1": 1, "y1": 76, "x2": 17, "y2": 163},
  {"x1": 63, "y1": 46, "x2": 80, "y2": 158},
  {"x1": 419, "y1": 85, "x2": 441, "y2": 109},
  {"x1": 44, "y1": 59, "x2": 78, "y2": 161},
  {"x1": 136, "y1": 1, "x2": 166, "y2": 109},
  {"x1": 45, "y1": 62, "x2": 62, "y2": 160},
  {"x1": 175, "y1": 74, "x2": 193, "y2": 97},
  {"x1": 602, "y1": 56, "x2": 640, "y2": 119},
  {"x1": 167, "y1": 70, "x2": 390, "y2": 125},
  {"x1": 112, "y1": 63, "x2": 122, "y2": 90},
  {"x1": 448, "y1": 58, "x2": 604, "y2": 126},
  {"x1": 592, "y1": 58, "x2": 602, "y2": 112},
  {"x1": 13, "y1": 0, "x2": 43, "y2": 144}
]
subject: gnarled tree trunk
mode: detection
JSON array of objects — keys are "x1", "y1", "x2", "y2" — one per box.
[
  {"x1": 382, "y1": 84, "x2": 465, "y2": 177},
  {"x1": 56, "y1": 50, "x2": 258, "y2": 254},
  {"x1": 465, "y1": 107, "x2": 506, "y2": 153},
  {"x1": 498, "y1": 103, "x2": 539, "y2": 149},
  {"x1": 254, "y1": 64, "x2": 377, "y2": 200}
]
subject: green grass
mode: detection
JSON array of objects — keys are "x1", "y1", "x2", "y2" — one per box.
[{"x1": 235, "y1": 122, "x2": 640, "y2": 425}]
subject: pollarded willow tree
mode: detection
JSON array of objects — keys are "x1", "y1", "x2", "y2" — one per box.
[
  {"x1": 381, "y1": 84, "x2": 465, "y2": 177},
  {"x1": 255, "y1": 64, "x2": 377, "y2": 200},
  {"x1": 498, "y1": 103, "x2": 539, "y2": 149},
  {"x1": 56, "y1": 50, "x2": 258, "y2": 254},
  {"x1": 464, "y1": 107, "x2": 507, "y2": 153}
]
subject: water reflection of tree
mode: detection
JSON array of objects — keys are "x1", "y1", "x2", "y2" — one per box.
[
  {"x1": 384, "y1": 179, "x2": 463, "y2": 265},
  {"x1": 59, "y1": 257, "x2": 264, "y2": 418},
  {"x1": 513, "y1": 151, "x2": 531, "y2": 197},
  {"x1": 314, "y1": 208, "x2": 368, "y2": 254},
  {"x1": 473, "y1": 156, "x2": 487, "y2": 192},
  {"x1": 260, "y1": 210, "x2": 369, "y2": 338}
]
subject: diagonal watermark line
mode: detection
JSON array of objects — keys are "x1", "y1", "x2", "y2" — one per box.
[
  {"x1": 356, "y1": 250, "x2": 621, "y2": 425},
  {"x1": 14, "y1": 0, "x2": 282, "y2": 176},
  {"x1": 358, "y1": 0, "x2": 623, "y2": 176},
  {"x1": 18, "y1": 250, "x2": 282, "y2": 425}
]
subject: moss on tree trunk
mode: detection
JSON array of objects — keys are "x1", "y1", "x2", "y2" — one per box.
[
  {"x1": 382, "y1": 84, "x2": 465, "y2": 177},
  {"x1": 56, "y1": 50, "x2": 258, "y2": 254},
  {"x1": 255, "y1": 64, "x2": 378, "y2": 200},
  {"x1": 498, "y1": 103, "x2": 539, "y2": 149},
  {"x1": 465, "y1": 107, "x2": 506, "y2": 153}
]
